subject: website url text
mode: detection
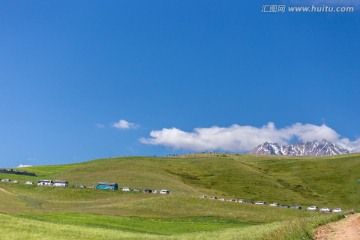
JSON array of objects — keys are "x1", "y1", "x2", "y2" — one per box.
[{"x1": 261, "y1": 5, "x2": 355, "y2": 13}]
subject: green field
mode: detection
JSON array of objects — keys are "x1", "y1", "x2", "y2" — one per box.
[{"x1": 0, "y1": 153, "x2": 359, "y2": 239}]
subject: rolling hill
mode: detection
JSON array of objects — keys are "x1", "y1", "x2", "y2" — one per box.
[{"x1": 0, "y1": 153, "x2": 359, "y2": 239}]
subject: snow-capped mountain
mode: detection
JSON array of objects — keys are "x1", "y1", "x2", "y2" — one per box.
[{"x1": 250, "y1": 139, "x2": 349, "y2": 156}]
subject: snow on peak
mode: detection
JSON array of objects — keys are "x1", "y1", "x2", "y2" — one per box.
[{"x1": 250, "y1": 140, "x2": 349, "y2": 156}]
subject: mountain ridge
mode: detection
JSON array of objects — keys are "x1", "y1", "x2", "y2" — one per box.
[{"x1": 250, "y1": 139, "x2": 349, "y2": 156}]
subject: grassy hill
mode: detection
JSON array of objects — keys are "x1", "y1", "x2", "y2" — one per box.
[{"x1": 0, "y1": 153, "x2": 359, "y2": 239}]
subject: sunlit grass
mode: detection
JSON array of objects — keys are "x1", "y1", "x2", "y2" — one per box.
[{"x1": 0, "y1": 153, "x2": 358, "y2": 239}]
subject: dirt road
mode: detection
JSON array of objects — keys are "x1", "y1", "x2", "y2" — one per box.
[{"x1": 314, "y1": 213, "x2": 360, "y2": 240}]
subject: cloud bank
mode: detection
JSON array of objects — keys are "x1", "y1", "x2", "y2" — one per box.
[
  {"x1": 140, "y1": 122, "x2": 360, "y2": 153},
  {"x1": 112, "y1": 119, "x2": 139, "y2": 130}
]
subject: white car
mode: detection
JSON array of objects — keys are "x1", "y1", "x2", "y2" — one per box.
[
  {"x1": 209, "y1": 196, "x2": 217, "y2": 200},
  {"x1": 307, "y1": 206, "x2": 318, "y2": 211},
  {"x1": 319, "y1": 207, "x2": 332, "y2": 213},
  {"x1": 269, "y1": 203, "x2": 279, "y2": 207},
  {"x1": 332, "y1": 208, "x2": 342, "y2": 213},
  {"x1": 160, "y1": 189, "x2": 170, "y2": 194},
  {"x1": 255, "y1": 201, "x2": 267, "y2": 205},
  {"x1": 122, "y1": 187, "x2": 131, "y2": 192},
  {"x1": 218, "y1": 198, "x2": 225, "y2": 201}
]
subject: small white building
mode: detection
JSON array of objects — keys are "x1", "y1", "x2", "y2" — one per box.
[
  {"x1": 53, "y1": 180, "x2": 68, "y2": 187},
  {"x1": 38, "y1": 180, "x2": 54, "y2": 186}
]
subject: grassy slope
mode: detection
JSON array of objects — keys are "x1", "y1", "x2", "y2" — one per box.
[
  {"x1": 0, "y1": 213, "x2": 302, "y2": 240},
  {"x1": 0, "y1": 153, "x2": 359, "y2": 239},
  {"x1": 6, "y1": 153, "x2": 359, "y2": 208}
]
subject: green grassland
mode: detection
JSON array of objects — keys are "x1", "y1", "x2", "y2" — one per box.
[{"x1": 0, "y1": 153, "x2": 359, "y2": 239}]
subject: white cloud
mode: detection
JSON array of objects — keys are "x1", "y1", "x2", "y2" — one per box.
[
  {"x1": 112, "y1": 119, "x2": 138, "y2": 130},
  {"x1": 17, "y1": 164, "x2": 32, "y2": 168},
  {"x1": 140, "y1": 122, "x2": 360, "y2": 153},
  {"x1": 338, "y1": 138, "x2": 360, "y2": 152}
]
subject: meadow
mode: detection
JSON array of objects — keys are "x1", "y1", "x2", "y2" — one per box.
[{"x1": 0, "y1": 153, "x2": 359, "y2": 239}]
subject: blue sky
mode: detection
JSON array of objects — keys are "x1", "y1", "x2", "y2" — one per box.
[{"x1": 0, "y1": 1, "x2": 359, "y2": 167}]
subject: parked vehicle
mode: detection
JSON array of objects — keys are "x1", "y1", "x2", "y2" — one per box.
[
  {"x1": 307, "y1": 206, "x2": 318, "y2": 211},
  {"x1": 24, "y1": 181, "x2": 34, "y2": 185},
  {"x1": 269, "y1": 203, "x2": 279, "y2": 207},
  {"x1": 122, "y1": 187, "x2": 131, "y2": 192},
  {"x1": 218, "y1": 198, "x2": 225, "y2": 201},
  {"x1": 38, "y1": 180, "x2": 54, "y2": 186},
  {"x1": 53, "y1": 180, "x2": 68, "y2": 187},
  {"x1": 255, "y1": 201, "x2": 267, "y2": 205},
  {"x1": 332, "y1": 208, "x2": 342, "y2": 213},
  {"x1": 290, "y1": 205, "x2": 302, "y2": 210},
  {"x1": 319, "y1": 207, "x2": 332, "y2": 213},
  {"x1": 279, "y1": 204, "x2": 290, "y2": 208},
  {"x1": 200, "y1": 195, "x2": 207, "y2": 198},
  {"x1": 96, "y1": 182, "x2": 118, "y2": 190},
  {"x1": 237, "y1": 199, "x2": 245, "y2": 203},
  {"x1": 160, "y1": 189, "x2": 170, "y2": 194},
  {"x1": 143, "y1": 189, "x2": 152, "y2": 193},
  {"x1": 209, "y1": 196, "x2": 217, "y2": 200}
]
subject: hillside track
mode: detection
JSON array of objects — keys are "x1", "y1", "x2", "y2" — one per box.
[
  {"x1": 314, "y1": 213, "x2": 360, "y2": 240},
  {"x1": 0, "y1": 187, "x2": 16, "y2": 196}
]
